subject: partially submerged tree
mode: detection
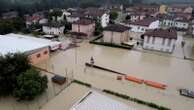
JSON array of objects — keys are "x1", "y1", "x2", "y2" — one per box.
[
  {"x1": 110, "y1": 11, "x2": 118, "y2": 21},
  {"x1": 0, "y1": 53, "x2": 31, "y2": 96},
  {"x1": 94, "y1": 21, "x2": 103, "y2": 36},
  {"x1": 14, "y1": 68, "x2": 48, "y2": 101}
]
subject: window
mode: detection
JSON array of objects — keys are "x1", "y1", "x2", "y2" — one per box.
[
  {"x1": 137, "y1": 27, "x2": 140, "y2": 30},
  {"x1": 36, "y1": 53, "x2": 41, "y2": 58},
  {"x1": 168, "y1": 39, "x2": 171, "y2": 46},
  {"x1": 147, "y1": 37, "x2": 150, "y2": 43},
  {"x1": 162, "y1": 38, "x2": 165, "y2": 45},
  {"x1": 44, "y1": 51, "x2": 48, "y2": 55}
]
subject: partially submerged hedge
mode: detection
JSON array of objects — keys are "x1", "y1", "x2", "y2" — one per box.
[{"x1": 103, "y1": 89, "x2": 170, "y2": 110}]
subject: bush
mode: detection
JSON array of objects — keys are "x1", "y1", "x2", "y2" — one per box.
[
  {"x1": 103, "y1": 89, "x2": 170, "y2": 110},
  {"x1": 14, "y1": 68, "x2": 48, "y2": 101}
]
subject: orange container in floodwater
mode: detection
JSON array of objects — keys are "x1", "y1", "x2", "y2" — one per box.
[
  {"x1": 125, "y1": 75, "x2": 144, "y2": 84},
  {"x1": 144, "y1": 80, "x2": 167, "y2": 90}
]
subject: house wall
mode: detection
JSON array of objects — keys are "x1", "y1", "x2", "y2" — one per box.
[
  {"x1": 160, "y1": 19, "x2": 175, "y2": 28},
  {"x1": 174, "y1": 21, "x2": 189, "y2": 29},
  {"x1": 101, "y1": 13, "x2": 110, "y2": 27},
  {"x1": 131, "y1": 15, "x2": 145, "y2": 22},
  {"x1": 103, "y1": 30, "x2": 129, "y2": 44},
  {"x1": 143, "y1": 36, "x2": 176, "y2": 53},
  {"x1": 72, "y1": 23, "x2": 95, "y2": 37},
  {"x1": 66, "y1": 17, "x2": 80, "y2": 23},
  {"x1": 29, "y1": 47, "x2": 50, "y2": 64},
  {"x1": 130, "y1": 25, "x2": 147, "y2": 33},
  {"x1": 148, "y1": 20, "x2": 160, "y2": 29},
  {"x1": 43, "y1": 26, "x2": 65, "y2": 35}
]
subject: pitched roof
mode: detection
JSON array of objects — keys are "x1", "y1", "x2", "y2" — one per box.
[
  {"x1": 43, "y1": 22, "x2": 64, "y2": 27},
  {"x1": 130, "y1": 17, "x2": 158, "y2": 27},
  {"x1": 143, "y1": 29, "x2": 177, "y2": 39},
  {"x1": 103, "y1": 24, "x2": 130, "y2": 32},
  {"x1": 85, "y1": 8, "x2": 107, "y2": 17},
  {"x1": 73, "y1": 19, "x2": 94, "y2": 25}
]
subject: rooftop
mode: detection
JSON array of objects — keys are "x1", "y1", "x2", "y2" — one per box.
[
  {"x1": 104, "y1": 24, "x2": 129, "y2": 32},
  {"x1": 73, "y1": 19, "x2": 94, "y2": 25},
  {"x1": 130, "y1": 17, "x2": 158, "y2": 27},
  {"x1": 43, "y1": 22, "x2": 65, "y2": 27},
  {"x1": 0, "y1": 34, "x2": 61, "y2": 55},
  {"x1": 143, "y1": 29, "x2": 177, "y2": 39},
  {"x1": 70, "y1": 91, "x2": 135, "y2": 110}
]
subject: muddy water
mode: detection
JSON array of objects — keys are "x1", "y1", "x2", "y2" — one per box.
[{"x1": 37, "y1": 41, "x2": 194, "y2": 110}]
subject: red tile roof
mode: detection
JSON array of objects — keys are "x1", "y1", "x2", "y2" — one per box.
[
  {"x1": 143, "y1": 29, "x2": 177, "y2": 39},
  {"x1": 103, "y1": 24, "x2": 130, "y2": 32},
  {"x1": 73, "y1": 19, "x2": 94, "y2": 25},
  {"x1": 130, "y1": 17, "x2": 158, "y2": 27}
]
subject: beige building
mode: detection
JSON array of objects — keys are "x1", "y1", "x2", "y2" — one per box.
[
  {"x1": 159, "y1": 5, "x2": 167, "y2": 14},
  {"x1": 72, "y1": 19, "x2": 95, "y2": 37},
  {"x1": 103, "y1": 24, "x2": 129, "y2": 44}
]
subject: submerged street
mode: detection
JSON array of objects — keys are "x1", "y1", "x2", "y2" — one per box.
[{"x1": 37, "y1": 41, "x2": 194, "y2": 110}]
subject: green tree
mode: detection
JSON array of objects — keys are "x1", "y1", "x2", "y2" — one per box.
[
  {"x1": 125, "y1": 15, "x2": 131, "y2": 20},
  {"x1": 110, "y1": 11, "x2": 118, "y2": 21},
  {"x1": 0, "y1": 17, "x2": 25, "y2": 35},
  {"x1": 14, "y1": 68, "x2": 48, "y2": 101},
  {"x1": 94, "y1": 21, "x2": 103, "y2": 36},
  {"x1": 0, "y1": 53, "x2": 31, "y2": 96}
]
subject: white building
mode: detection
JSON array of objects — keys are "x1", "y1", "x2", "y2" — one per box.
[
  {"x1": 70, "y1": 91, "x2": 136, "y2": 110},
  {"x1": 174, "y1": 19, "x2": 189, "y2": 30},
  {"x1": 103, "y1": 24, "x2": 129, "y2": 44},
  {"x1": 42, "y1": 22, "x2": 65, "y2": 35},
  {"x1": 85, "y1": 8, "x2": 110, "y2": 27},
  {"x1": 142, "y1": 29, "x2": 177, "y2": 53},
  {"x1": 157, "y1": 14, "x2": 175, "y2": 28},
  {"x1": 66, "y1": 14, "x2": 81, "y2": 23},
  {"x1": 129, "y1": 18, "x2": 160, "y2": 33},
  {"x1": 0, "y1": 33, "x2": 62, "y2": 64}
]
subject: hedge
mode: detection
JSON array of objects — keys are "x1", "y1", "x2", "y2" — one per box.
[
  {"x1": 90, "y1": 41, "x2": 133, "y2": 50},
  {"x1": 103, "y1": 89, "x2": 170, "y2": 110}
]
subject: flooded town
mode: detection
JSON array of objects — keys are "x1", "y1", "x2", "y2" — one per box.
[{"x1": 0, "y1": 0, "x2": 194, "y2": 110}]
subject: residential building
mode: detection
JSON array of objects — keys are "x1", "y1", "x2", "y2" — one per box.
[
  {"x1": 128, "y1": 18, "x2": 160, "y2": 33},
  {"x1": 174, "y1": 19, "x2": 189, "y2": 30},
  {"x1": 71, "y1": 19, "x2": 95, "y2": 37},
  {"x1": 157, "y1": 14, "x2": 175, "y2": 28},
  {"x1": 159, "y1": 5, "x2": 167, "y2": 14},
  {"x1": 130, "y1": 12, "x2": 147, "y2": 22},
  {"x1": 103, "y1": 24, "x2": 129, "y2": 44},
  {"x1": 2, "y1": 11, "x2": 18, "y2": 19},
  {"x1": 25, "y1": 15, "x2": 47, "y2": 28},
  {"x1": 85, "y1": 8, "x2": 110, "y2": 27},
  {"x1": 0, "y1": 34, "x2": 61, "y2": 64},
  {"x1": 167, "y1": 4, "x2": 193, "y2": 14},
  {"x1": 66, "y1": 13, "x2": 82, "y2": 23},
  {"x1": 42, "y1": 22, "x2": 65, "y2": 35},
  {"x1": 142, "y1": 29, "x2": 177, "y2": 53}
]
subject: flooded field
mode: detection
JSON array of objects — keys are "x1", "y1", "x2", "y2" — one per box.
[{"x1": 36, "y1": 40, "x2": 194, "y2": 110}]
